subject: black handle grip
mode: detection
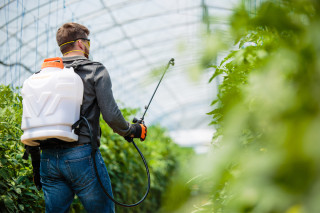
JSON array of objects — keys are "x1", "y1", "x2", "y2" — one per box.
[
  {"x1": 132, "y1": 117, "x2": 138, "y2": 123},
  {"x1": 132, "y1": 117, "x2": 144, "y2": 124}
]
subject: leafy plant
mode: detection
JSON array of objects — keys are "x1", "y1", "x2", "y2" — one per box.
[
  {"x1": 163, "y1": 0, "x2": 320, "y2": 212},
  {"x1": 0, "y1": 85, "x2": 44, "y2": 212}
]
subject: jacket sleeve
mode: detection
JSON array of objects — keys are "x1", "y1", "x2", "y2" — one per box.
[{"x1": 93, "y1": 64, "x2": 131, "y2": 136}]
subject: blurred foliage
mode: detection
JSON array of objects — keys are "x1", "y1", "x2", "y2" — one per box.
[
  {"x1": 0, "y1": 85, "x2": 44, "y2": 212},
  {"x1": 163, "y1": 0, "x2": 320, "y2": 212}
]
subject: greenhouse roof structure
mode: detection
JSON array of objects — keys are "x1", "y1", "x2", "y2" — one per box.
[{"x1": 0, "y1": 0, "x2": 241, "y2": 152}]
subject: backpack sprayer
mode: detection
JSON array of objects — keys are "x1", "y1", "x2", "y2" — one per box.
[{"x1": 88, "y1": 58, "x2": 175, "y2": 207}]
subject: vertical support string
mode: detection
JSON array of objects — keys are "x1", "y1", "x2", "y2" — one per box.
[
  {"x1": 18, "y1": 0, "x2": 25, "y2": 87},
  {"x1": 5, "y1": 0, "x2": 11, "y2": 85},
  {"x1": 15, "y1": 0, "x2": 18, "y2": 88},
  {"x1": 15, "y1": 0, "x2": 24, "y2": 89},
  {"x1": 34, "y1": 0, "x2": 40, "y2": 72},
  {"x1": 46, "y1": 0, "x2": 51, "y2": 58},
  {"x1": 46, "y1": 24, "x2": 49, "y2": 58},
  {"x1": 62, "y1": 0, "x2": 66, "y2": 21},
  {"x1": 55, "y1": 0, "x2": 59, "y2": 56}
]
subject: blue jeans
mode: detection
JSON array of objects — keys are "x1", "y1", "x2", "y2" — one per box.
[{"x1": 40, "y1": 144, "x2": 115, "y2": 213}]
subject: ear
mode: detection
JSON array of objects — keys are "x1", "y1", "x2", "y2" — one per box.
[{"x1": 77, "y1": 40, "x2": 85, "y2": 50}]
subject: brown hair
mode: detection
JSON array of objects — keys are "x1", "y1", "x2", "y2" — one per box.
[{"x1": 56, "y1": 23, "x2": 90, "y2": 54}]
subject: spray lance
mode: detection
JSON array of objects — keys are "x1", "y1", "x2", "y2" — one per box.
[
  {"x1": 92, "y1": 58, "x2": 175, "y2": 207},
  {"x1": 132, "y1": 58, "x2": 175, "y2": 124}
]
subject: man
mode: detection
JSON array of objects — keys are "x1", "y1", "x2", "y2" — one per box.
[{"x1": 38, "y1": 22, "x2": 147, "y2": 212}]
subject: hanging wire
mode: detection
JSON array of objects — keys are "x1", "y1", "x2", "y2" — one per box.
[{"x1": 0, "y1": 61, "x2": 33, "y2": 74}]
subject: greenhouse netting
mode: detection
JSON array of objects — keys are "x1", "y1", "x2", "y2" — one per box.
[{"x1": 0, "y1": 0, "x2": 242, "y2": 152}]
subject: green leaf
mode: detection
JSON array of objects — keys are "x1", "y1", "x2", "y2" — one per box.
[
  {"x1": 16, "y1": 176, "x2": 27, "y2": 185},
  {"x1": 207, "y1": 108, "x2": 220, "y2": 115},
  {"x1": 3, "y1": 196, "x2": 15, "y2": 211},
  {"x1": 0, "y1": 169, "x2": 9, "y2": 179},
  {"x1": 25, "y1": 192, "x2": 39, "y2": 199},
  {"x1": 210, "y1": 99, "x2": 218, "y2": 106},
  {"x1": 18, "y1": 204, "x2": 24, "y2": 211},
  {"x1": 209, "y1": 69, "x2": 223, "y2": 83},
  {"x1": 14, "y1": 188, "x2": 21, "y2": 194}
]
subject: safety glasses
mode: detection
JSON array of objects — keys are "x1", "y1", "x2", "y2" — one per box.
[
  {"x1": 59, "y1": 38, "x2": 90, "y2": 48},
  {"x1": 78, "y1": 38, "x2": 90, "y2": 47}
]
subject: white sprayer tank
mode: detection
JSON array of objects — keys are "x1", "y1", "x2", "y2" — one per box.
[{"x1": 21, "y1": 57, "x2": 84, "y2": 146}]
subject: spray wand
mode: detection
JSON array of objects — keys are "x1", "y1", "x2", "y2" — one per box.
[{"x1": 133, "y1": 58, "x2": 175, "y2": 124}]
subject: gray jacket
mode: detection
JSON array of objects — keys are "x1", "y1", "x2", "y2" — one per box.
[{"x1": 62, "y1": 56, "x2": 131, "y2": 145}]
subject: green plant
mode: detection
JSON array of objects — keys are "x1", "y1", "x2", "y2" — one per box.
[
  {"x1": 163, "y1": 0, "x2": 320, "y2": 212},
  {"x1": 0, "y1": 85, "x2": 44, "y2": 212}
]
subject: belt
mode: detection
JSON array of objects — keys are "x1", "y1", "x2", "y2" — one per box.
[{"x1": 40, "y1": 142, "x2": 90, "y2": 150}]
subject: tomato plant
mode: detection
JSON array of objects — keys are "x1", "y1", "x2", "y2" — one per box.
[{"x1": 163, "y1": 1, "x2": 320, "y2": 212}]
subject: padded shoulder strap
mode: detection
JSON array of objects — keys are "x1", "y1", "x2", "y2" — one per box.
[
  {"x1": 68, "y1": 60, "x2": 100, "y2": 130},
  {"x1": 71, "y1": 92, "x2": 97, "y2": 131},
  {"x1": 65, "y1": 60, "x2": 101, "y2": 70},
  {"x1": 72, "y1": 98, "x2": 97, "y2": 130}
]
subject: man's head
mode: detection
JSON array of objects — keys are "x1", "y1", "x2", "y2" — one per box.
[{"x1": 56, "y1": 23, "x2": 90, "y2": 58}]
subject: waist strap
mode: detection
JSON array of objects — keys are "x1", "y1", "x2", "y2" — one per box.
[{"x1": 39, "y1": 138, "x2": 89, "y2": 149}]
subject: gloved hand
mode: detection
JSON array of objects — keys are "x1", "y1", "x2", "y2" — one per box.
[{"x1": 125, "y1": 122, "x2": 147, "y2": 142}]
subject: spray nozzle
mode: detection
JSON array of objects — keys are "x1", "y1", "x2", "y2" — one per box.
[{"x1": 169, "y1": 58, "x2": 175, "y2": 66}]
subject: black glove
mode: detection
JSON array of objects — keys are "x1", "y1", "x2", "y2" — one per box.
[{"x1": 125, "y1": 122, "x2": 147, "y2": 142}]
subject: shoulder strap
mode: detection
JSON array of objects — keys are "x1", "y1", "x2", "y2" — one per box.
[
  {"x1": 72, "y1": 98, "x2": 97, "y2": 130},
  {"x1": 22, "y1": 145, "x2": 40, "y2": 159},
  {"x1": 68, "y1": 60, "x2": 99, "y2": 130},
  {"x1": 65, "y1": 60, "x2": 101, "y2": 70}
]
